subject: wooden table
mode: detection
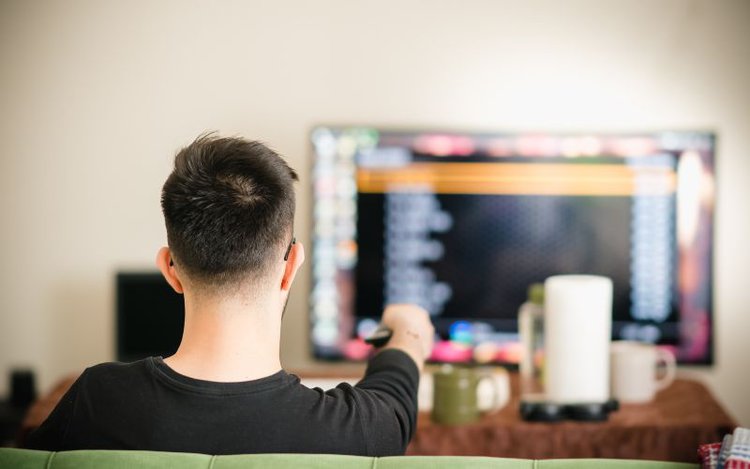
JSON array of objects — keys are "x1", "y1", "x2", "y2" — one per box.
[{"x1": 407, "y1": 375, "x2": 737, "y2": 462}]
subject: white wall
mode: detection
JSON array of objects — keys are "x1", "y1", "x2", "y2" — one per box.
[{"x1": 1, "y1": 0, "x2": 748, "y2": 425}]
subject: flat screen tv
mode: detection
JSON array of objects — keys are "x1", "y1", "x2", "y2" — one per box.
[
  {"x1": 116, "y1": 272, "x2": 184, "y2": 362},
  {"x1": 309, "y1": 128, "x2": 715, "y2": 365}
]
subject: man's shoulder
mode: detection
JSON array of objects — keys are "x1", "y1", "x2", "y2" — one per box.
[
  {"x1": 80, "y1": 357, "x2": 155, "y2": 388},
  {"x1": 86, "y1": 357, "x2": 154, "y2": 373}
]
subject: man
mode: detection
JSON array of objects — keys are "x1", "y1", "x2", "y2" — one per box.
[{"x1": 26, "y1": 134, "x2": 435, "y2": 455}]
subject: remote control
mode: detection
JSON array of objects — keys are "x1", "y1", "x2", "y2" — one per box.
[{"x1": 364, "y1": 325, "x2": 393, "y2": 347}]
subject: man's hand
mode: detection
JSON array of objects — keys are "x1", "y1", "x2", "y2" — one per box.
[{"x1": 380, "y1": 304, "x2": 435, "y2": 371}]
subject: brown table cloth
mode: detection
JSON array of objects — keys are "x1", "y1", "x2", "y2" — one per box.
[{"x1": 407, "y1": 375, "x2": 737, "y2": 462}]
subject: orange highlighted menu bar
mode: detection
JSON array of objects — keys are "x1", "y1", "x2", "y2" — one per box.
[{"x1": 357, "y1": 163, "x2": 676, "y2": 196}]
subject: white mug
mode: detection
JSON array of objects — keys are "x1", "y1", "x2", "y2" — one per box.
[{"x1": 610, "y1": 341, "x2": 676, "y2": 404}]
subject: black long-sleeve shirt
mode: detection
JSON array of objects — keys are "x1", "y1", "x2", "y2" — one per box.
[{"x1": 26, "y1": 349, "x2": 419, "y2": 456}]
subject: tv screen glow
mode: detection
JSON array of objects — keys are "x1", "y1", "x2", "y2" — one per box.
[{"x1": 309, "y1": 128, "x2": 715, "y2": 365}]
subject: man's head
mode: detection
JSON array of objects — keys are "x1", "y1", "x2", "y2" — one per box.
[{"x1": 159, "y1": 134, "x2": 299, "y2": 293}]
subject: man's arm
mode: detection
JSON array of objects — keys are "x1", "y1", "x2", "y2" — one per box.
[
  {"x1": 379, "y1": 304, "x2": 435, "y2": 372},
  {"x1": 348, "y1": 305, "x2": 434, "y2": 455}
]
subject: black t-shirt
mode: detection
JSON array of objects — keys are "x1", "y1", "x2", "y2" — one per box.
[{"x1": 25, "y1": 349, "x2": 419, "y2": 456}]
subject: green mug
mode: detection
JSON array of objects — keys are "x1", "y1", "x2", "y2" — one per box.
[{"x1": 431, "y1": 365, "x2": 502, "y2": 425}]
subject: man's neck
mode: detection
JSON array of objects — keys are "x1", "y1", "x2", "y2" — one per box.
[{"x1": 164, "y1": 290, "x2": 283, "y2": 382}]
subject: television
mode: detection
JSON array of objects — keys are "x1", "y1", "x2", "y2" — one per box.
[
  {"x1": 309, "y1": 128, "x2": 715, "y2": 365},
  {"x1": 116, "y1": 272, "x2": 184, "y2": 362}
]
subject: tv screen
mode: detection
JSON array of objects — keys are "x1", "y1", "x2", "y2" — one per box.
[
  {"x1": 309, "y1": 128, "x2": 714, "y2": 365},
  {"x1": 116, "y1": 272, "x2": 184, "y2": 362}
]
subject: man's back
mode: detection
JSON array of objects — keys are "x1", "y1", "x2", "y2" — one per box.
[
  {"x1": 24, "y1": 135, "x2": 434, "y2": 456},
  {"x1": 26, "y1": 349, "x2": 419, "y2": 456}
]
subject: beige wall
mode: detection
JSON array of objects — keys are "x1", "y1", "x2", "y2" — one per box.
[{"x1": 1, "y1": 0, "x2": 748, "y2": 425}]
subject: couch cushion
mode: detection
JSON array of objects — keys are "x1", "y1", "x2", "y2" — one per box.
[
  {"x1": 0, "y1": 449, "x2": 699, "y2": 468},
  {"x1": 0, "y1": 448, "x2": 52, "y2": 469},
  {"x1": 377, "y1": 456, "x2": 532, "y2": 469},
  {"x1": 52, "y1": 449, "x2": 211, "y2": 469},
  {"x1": 213, "y1": 453, "x2": 375, "y2": 469}
]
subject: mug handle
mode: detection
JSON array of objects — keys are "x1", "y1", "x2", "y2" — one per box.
[
  {"x1": 655, "y1": 348, "x2": 676, "y2": 391},
  {"x1": 477, "y1": 373, "x2": 503, "y2": 415}
]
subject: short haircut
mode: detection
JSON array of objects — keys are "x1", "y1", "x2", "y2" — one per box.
[{"x1": 161, "y1": 133, "x2": 298, "y2": 288}]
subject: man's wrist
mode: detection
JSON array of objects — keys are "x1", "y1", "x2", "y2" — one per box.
[{"x1": 382, "y1": 330, "x2": 426, "y2": 371}]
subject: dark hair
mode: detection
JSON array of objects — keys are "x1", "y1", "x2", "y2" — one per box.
[{"x1": 161, "y1": 133, "x2": 298, "y2": 287}]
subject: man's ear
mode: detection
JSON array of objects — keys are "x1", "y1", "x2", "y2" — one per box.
[
  {"x1": 281, "y1": 241, "x2": 305, "y2": 291},
  {"x1": 156, "y1": 247, "x2": 184, "y2": 294}
]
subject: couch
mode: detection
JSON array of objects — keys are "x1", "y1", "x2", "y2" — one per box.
[{"x1": 0, "y1": 448, "x2": 698, "y2": 468}]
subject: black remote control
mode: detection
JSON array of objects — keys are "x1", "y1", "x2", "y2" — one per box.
[{"x1": 364, "y1": 325, "x2": 393, "y2": 347}]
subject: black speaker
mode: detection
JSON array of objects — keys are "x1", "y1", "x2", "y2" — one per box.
[{"x1": 10, "y1": 369, "x2": 36, "y2": 408}]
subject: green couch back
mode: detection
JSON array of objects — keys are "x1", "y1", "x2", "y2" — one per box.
[{"x1": 0, "y1": 448, "x2": 698, "y2": 469}]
